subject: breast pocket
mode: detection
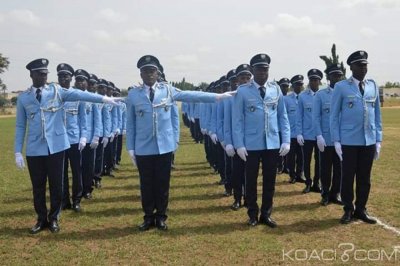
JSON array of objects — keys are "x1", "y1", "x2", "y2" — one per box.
[
  {"x1": 344, "y1": 96, "x2": 358, "y2": 109},
  {"x1": 26, "y1": 105, "x2": 39, "y2": 120},
  {"x1": 323, "y1": 102, "x2": 330, "y2": 114},
  {"x1": 135, "y1": 104, "x2": 152, "y2": 118},
  {"x1": 304, "y1": 103, "x2": 312, "y2": 112}
]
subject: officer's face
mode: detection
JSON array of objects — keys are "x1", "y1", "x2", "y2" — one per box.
[
  {"x1": 140, "y1": 67, "x2": 158, "y2": 87},
  {"x1": 237, "y1": 73, "x2": 252, "y2": 85},
  {"x1": 309, "y1": 78, "x2": 320, "y2": 91},
  {"x1": 97, "y1": 85, "x2": 106, "y2": 95},
  {"x1": 280, "y1": 84, "x2": 289, "y2": 96},
  {"x1": 229, "y1": 77, "x2": 238, "y2": 91},
  {"x1": 58, "y1": 73, "x2": 72, "y2": 89},
  {"x1": 252, "y1": 66, "x2": 269, "y2": 85},
  {"x1": 106, "y1": 88, "x2": 113, "y2": 97},
  {"x1": 88, "y1": 82, "x2": 97, "y2": 92},
  {"x1": 351, "y1": 62, "x2": 368, "y2": 81},
  {"x1": 221, "y1": 83, "x2": 229, "y2": 92},
  {"x1": 74, "y1": 77, "x2": 87, "y2": 91},
  {"x1": 30, "y1": 71, "x2": 47, "y2": 88},
  {"x1": 293, "y1": 83, "x2": 303, "y2": 94},
  {"x1": 328, "y1": 73, "x2": 343, "y2": 88}
]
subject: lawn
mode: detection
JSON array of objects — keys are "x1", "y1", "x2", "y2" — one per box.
[{"x1": 0, "y1": 109, "x2": 399, "y2": 265}]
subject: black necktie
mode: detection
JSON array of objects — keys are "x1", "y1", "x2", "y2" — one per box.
[
  {"x1": 359, "y1": 81, "x2": 364, "y2": 96},
  {"x1": 36, "y1": 88, "x2": 41, "y2": 103},
  {"x1": 149, "y1": 87, "x2": 154, "y2": 102},
  {"x1": 259, "y1": 86, "x2": 265, "y2": 99}
]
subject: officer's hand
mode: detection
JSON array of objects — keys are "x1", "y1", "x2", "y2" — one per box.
[
  {"x1": 201, "y1": 128, "x2": 206, "y2": 135},
  {"x1": 279, "y1": 143, "x2": 290, "y2": 156},
  {"x1": 216, "y1": 91, "x2": 236, "y2": 101},
  {"x1": 128, "y1": 150, "x2": 136, "y2": 166},
  {"x1": 211, "y1": 133, "x2": 218, "y2": 144},
  {"x1": 297, "y1": 135, "x2": 304, "y2": 146},
  {"x1": 316, "y1": 135, "x2": 326, "y2": 152},
  {"x1": 225, "y1": 144, "x2": 235, "y2": 157},
  {"x1": 15, "y1": 152, "x2": 25, "y2": 169},
  {"x1": 220, "y1": 141, "x2": 225, "y2": 149},
  {"x1": 78, "y1": 137, "x2": 87, "y2": 151},
  {"x1": 110, "y1": 134, "x2": 115, "y2": 143},
  {"x1": 102, "y1": 96, "x2": 123, "y2": 106},
  {"x1": 190, "y1": 117, "x2": 195, "y2": 123},
  {"x1": 334, "y1": 142, "x2": 343, "y2": 161},
  {"x1": 102, "y1": 137, "x2": 109, "y2": 148},
  {"x1": 90, "y1": 136, "x2": 99, "y2": 149},
  {"x1": 374, "y1": 142, "x2": 381, "y2": 160},
  {"x1": 237, "y1": 147, "x2": 248, "y2": 162},
  {"x1": 122, "y1": 129, "x2": 126, "y2": 135},
  {"x1": 116, "y1": 128, "x2": 121, "y2": 135}
]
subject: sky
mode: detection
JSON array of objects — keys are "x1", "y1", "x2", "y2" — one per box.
[{"x1": 1, "y1": 0, "x2": 400, "y2": 91}]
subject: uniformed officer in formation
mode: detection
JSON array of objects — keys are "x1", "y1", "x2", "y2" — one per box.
[
  {"x1": 125, "y1": 55, "x2": 232, "y2": 231},
  {"x1": 313, "y1": 64, "x2": 343, "y2": 206},
  {"x1": 233, "y1": 54, "x2": 290, "y2": 227},
  {"x1": 277, "y1": 78, "x2": 290, "y2": 174},
  {"x1": 330, "y1": 50, "x2": 382, "y2": 224},
  {"x1": 296, "y1": 69, "x2": 322, "y2": 193},
  {"x1": 14, "y1": 58, "x2": 121, "y2": 234}
]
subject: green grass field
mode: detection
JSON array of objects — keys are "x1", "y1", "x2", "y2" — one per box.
[{"x1": 1, "y1": 109, "x2": 399, "y2": 265}]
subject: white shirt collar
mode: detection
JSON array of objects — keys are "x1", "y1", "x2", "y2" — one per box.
[
  {"x1": 253, "y1": 80, "x2": 267, "y2": 88},
  {"x1": 352, "y1": 76, "x2": 365, "y2": 87}
]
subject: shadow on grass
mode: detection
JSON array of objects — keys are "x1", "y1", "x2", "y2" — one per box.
[
  {"x1": 89, "y1": 194, "x2": 140, "y2": 204},
  {"x1": 170, "y1": 182, "x2": 217, "y2": 189},
  {"x1": 172, "y1": 171, "x2": 215, "y2": 178},
  {"x1": 267, "y1": 218, "x2": 340, "y2": 235},
  {"x1": 169, "y1": 193, "x2": 224, "y2": 201},
  {"x1": 175, "y1": 161, "x2": 208, "y2": 166},
  {"x1": 273, "y1": 202, "x2": 321, "y2": 212},
  {"x1": 99, "y1": 184, "x2": 140, "y2": 191},
  {"x1": 169, "y1": 205, "x2": 228, "y2": 215},
  {"x1": 2, "y1": 197, "x2": 32, "y2": 204},
  {"x1": 274, "y1": 190, "x2": 303, "y2": 197},
  {"x1": 173, "y1": 165, "x2": 210, "y2": 171},
  {"x1": 78, "y1": 207, "x2": 142, "y2": 217}
]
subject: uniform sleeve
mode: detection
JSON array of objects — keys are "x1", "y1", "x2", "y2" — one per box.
[
  {"x1": 374, "y1": 85, "x2": 383, "y2": 142},
  {"x1": 296, "y1": 95, "x2": 304, "y2": 136},
  {"x1": 223, "y1": 99, "x2": 233, "y2": 146},
  {"x1": 171, "y1": 102, "x2": 180, "y2": 145},
  {"x1": 330, "y1": 85, "x2": 342, "y2": 142},
  {"x1": 60, "y1": 86, "x2": 104, "y2": 103},
  {"x1": 209, "y1": 103, "x2": 217, "y2": 134},
  {"x1": 14, "y1": 96, "x2": 27, "y2": 153},
  {"x1": 111, "y1": 106, "x2": 118, "y2": 133},
  {"x1": 216, "y1": 101, "x2": 224, "y2": 142},
  {"x1": 277, "y1": 93, "x2": 290, "y2": 144},
  {"x1": 172, "y1": 87, "x2": 217, "y2": 103},
  {"x1": 102, "y1": 104, "x2": 112, "y2": 137},
  {"x1": 232, "y1": 91, "x2": 245, "y2": 149},
  {"x1": 93, "y1": 104, "x2": 102, "y2": 140},
  {"x1": 312, "y1": 93, "x2": 322, "y2": 137},
  {"x1": 79, "y1": 102, "x2": 88, "y2": 140},
  {"x1": 126, "y1": 95, "x2": 136, "y2": 150}
]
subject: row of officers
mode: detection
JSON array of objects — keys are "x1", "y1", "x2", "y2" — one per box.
[
  {"x1": 14, "y1": 58, "x2": 126, "y2": 233},
  {"x1": 181, "y1": 50, "x2": 382, "y2": 228},
  {"x1": 15, "y1": 50, "x2": 382, "y2": 234}
]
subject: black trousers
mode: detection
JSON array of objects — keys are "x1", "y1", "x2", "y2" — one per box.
[
  {"x1": 26, "y1": 150, "x2": 65, "y2": 222},
  {"x1": 287, "y1": 138, "x2": 303, "y2": 179},
  {"x1": 245, "y1": 149, "x2": 279, "y2": 219},
  {"x1": 136, "y1": 152, "x2": 173, "y2": 222},
  {"x1": 189, "y1": 121, "x2": 195, "y2": 140},
  {"x1": 82, "y1": 143, "x2": 96, "y2": 194},
  {"x1": 320, "y1": 146, "x2": 341, "y2": 198},
  {"x1": 224, "y1": 152, "x2": 233, "y2": 192},
  {"x1": 302, "y1": 140, "x2": 320, "y2": 186},
  {"x1": 103, "y1": 138, "x2": 113, "y2": 174},
  {"x1": 232, "y1": 153, "x2": 246, "y2": 202},
  {"x1": 216, "y1": 142, "x2": 226, "y2": 182},
  {"x1": 341, "y1": 145, "x2": 375, "y2": 212},
  {"x1": 116, "y1": 134, "x2": 123, "y2": 163},
  {"x1": 194, "y1": 118, "x2": 203, "y2": 143},
  {"x1": 63, "y1": 143, "x2": 83, "y2": 204},
  {"x1": 112, "y1": 135, "x2": 117, "y2": 168},
  {"x1": 94, "y1": 138, "x2": 104, "y2": 180}
]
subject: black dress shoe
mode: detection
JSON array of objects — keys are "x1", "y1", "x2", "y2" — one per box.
[
  {"x1": 302, "y1": 185, "x2": 311, "y2": 194},
  {"x1": 259, "y1": 216, "x2": 277, "y2": 228},
  {"x1": 83, "y1": 193, "x2": 92, "y2": 200},
  {"x1": 223, "y1": 190, "x2": 232, "y2": 197},
  {"x1": 329, "y1": 195, "x2": 343, "y2": 205},
  {"x1": 230, "y1": 201, "x2": 241, "y2": 211},
  {"x1": 49, "y1": 220, "x2": 60, "y2": 233},
  {"x1": 139, "y1": 220, "x2": 155, "y2": 231},
  {"x1": 295, "y1": 177, "x2": 306, "y2": 183},
  {"x1": 311, "y1": 185, "x2": 322, "y2": 193},
  {"x1": 156, "y1": 220, "x2": 168, "y2": 231},
  {"x1": 72, "y1": 202, "x2": 81, "y2": 212},
  {"x1": 62, "y1": 202, "x2": 72, "y2": 210},
  {"x1": 340, "y1": 211, "x2": 353, "y2": 224},
  {"x1": 29, "y1": 221, "x2": 48, "y2": 234},
  {"x1": 320, "y1": 197, "x2": 329, "y2": 206},
  {"x1": 247, "y1": 218, "x2": 258, "y2": 227},
  {"x1": 353, "y1": 210, "x2": 377, "y2": 224},
  {"x1": 289, "y1": 177, "x2": 296, "y2": 184},
  {"x1": 94, "y1": 180, "x2": 102, "y2": 188}
]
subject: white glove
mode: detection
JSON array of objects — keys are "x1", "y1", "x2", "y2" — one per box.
[
  {"x1": 237, "y1": 147, "x2": 248, "y2": 162},
  {"x1": 110, "y1": 134, "x2": 115, "y2": 143},
  {"x1": 102, "y1": 96, "x2": 123, "y2": 106},
  {"x1": 15, "y1": 152, "x2": 25, "y2": 169},
  {"x1": 211, "y1": 133, "x2": 218, "y2": 144},
  {"x1": 201, "y1": 128, "x2": 206, "y2": 135},
  {"x1": 122, "y1": 129, "x2": 126, "y2": 135},
  {"x1": 78, "y1": 137, "x2": 87, "y2": 151},
  {"x1": 208, "y1": 130, "x2": 212, "y2": 136},
  {"x1": 128, "y1": 150, "x2": 136, "y2": 166},
  {"x1": 90, "y1": 136, "x2": 99, "y2": 149},
  {"x1": 116, "y1": 128, "x2": 121, "y2": 135},
  {"x1": 216, "y1": 91, "x2": 236, "y2": 101},
  {"x1": 334, "y1": 141, "x2": 343, "y2": 161},
  {"x1": 225, "y1": 144, "x2": 235, "y2": 157},
  {"x1": 102, "y1": 137, "x2": 109, "y2": 148},
  {"x1": 316, "y1": 135, "x2": 326, "y2": 152},
  {"x1": 220, "y1": 141, "x2": 225, "y2": 149},
  {"x1": 190, "y1": 117, "x2": 195, "y2": 123},
  {"x1": 297, "y1": 135, "x2": 304, "y2": 146},
  {"x1": 374, "y1": 142, "x2": 381, "y2": 160},
  {"x1": 279, "y1": 143, "x2": 290, "y2": 156}
]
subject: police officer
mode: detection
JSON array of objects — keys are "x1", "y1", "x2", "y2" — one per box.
[
  {"x1": 296, "y1": 69, "x2": 322, "y2": 193},
  {"x1": 233, "y1": 54, "x2": 290, "y2": 227},
  {"x1": 330, "y1": 50, "x2": 382, "y2": 224},
  {"x1": 115, "y1": 88, "x2": 126, "y2": 166},
  {"x1": 285, "y1": 75, "x2": 305, "y2": 184},
  {"x1": 103, "y1": 81, "x2": 118, "y2": 176},
  {"x1": 277, "y1": 78, "x2": 290, "y2": 175},
  {"x1": 126, "y1": 55, "x2": 232, "y2": 231},
  {"x1": 14, "y1": 59, "x2": 120, "y2": 234},
  {"x1": 313, "y1": 64, "x2": 343, "y2": 206}
]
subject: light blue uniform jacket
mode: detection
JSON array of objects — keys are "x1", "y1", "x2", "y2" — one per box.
[
  {"x1": 313, "y1": 87, "x2": 334, "y2": 146},
  {"x1": 284, "y1": 93, "x2": 298, "y2": 139},
  {"x1": 296, "y1": 88, "x2": 317, "y2": 140},
  {"x1": 63, "y1": 99, "x2": 87, "y2": 145}
]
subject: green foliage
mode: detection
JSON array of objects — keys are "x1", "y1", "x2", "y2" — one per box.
[
  {"x1": 0, "y1": 96, "x2": 8, "y2": 107},
  {"x1": 0, "y1": 53, "x2": 10, "y2": 91},
  {"x1": 384, "y1": 81, "x2": 400, "y2": 88},
  {"x1": 171, "y1": 78, "x2": 207, "y2": 91},
  {"x1": 10, "y1": 96, "x2": 18, "y2": 105},
  {"x1": 319, "y1": 44, "x2": 346, "y2": 78}
]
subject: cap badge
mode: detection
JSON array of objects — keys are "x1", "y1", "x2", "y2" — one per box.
[
  {"x1": 261, "y1": 54, "x2": 266, "y2": 59},
  {"x1": 42, "y1": 59, "x2": 47, "y2": 65}
]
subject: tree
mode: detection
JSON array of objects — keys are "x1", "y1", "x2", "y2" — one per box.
[
  {"x1": 0, "y1": 54, "x2": 10, "y2": 94},
  {"x1": 319, "y1": 44, "x2": 346, "y2": 78},
  {"x1": 11, "y1": 96, "x2": 18, "y2": 105}
]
